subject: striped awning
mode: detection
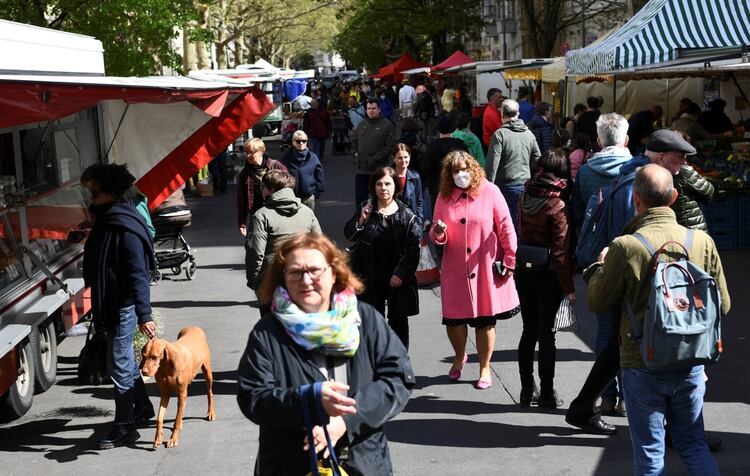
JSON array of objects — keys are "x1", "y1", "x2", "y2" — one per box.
[{"x1": 566, "y1": 0, "x2": 750, "y2": 75}]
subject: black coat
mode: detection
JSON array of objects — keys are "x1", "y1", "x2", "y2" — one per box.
[
  {"x1": 671, "y1": 164, "x2": 714, "y2": 231},
  {"x1": 237, "y1": 301, "x2": 415, "y2": 476},
  {"x1": 344, "y1": 200, "x2": 420, "y2": 317}
]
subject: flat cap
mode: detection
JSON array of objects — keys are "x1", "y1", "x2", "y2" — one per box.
[{"x1": 646, "y1": 129, "x2": 696, "y2": 155}]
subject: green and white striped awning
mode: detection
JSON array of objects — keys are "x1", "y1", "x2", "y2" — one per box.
[{"x1": 566, "y1": 0, "x2": 750, "y2": 75}]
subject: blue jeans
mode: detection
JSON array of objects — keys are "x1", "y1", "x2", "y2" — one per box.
[
  {"x1": 500, "y1": 184, "x2": 524, "y2": 237},
  {"x1": 308, "y1": 138, "x2": 326, "y2": 160},
  {"x1": 621, "y1": 365, "x2": 718, "y2": 476},
  {"x1": 354, "y1": 173, "x2": 371, "y2": 209},
  {"x1": 106, "y1": 305, "x2": 142, "y2": 424},
  {"x1": 595, "y1": 311, "x2": 622, "y2": 401}
]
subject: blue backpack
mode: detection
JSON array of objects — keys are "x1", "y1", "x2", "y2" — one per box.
[
  {"x1": 575, "y1": 171, "x2": 635, "y2": 268},
  {"x1": 624, "y1": 230, "x2": 723, "y2": 371}
]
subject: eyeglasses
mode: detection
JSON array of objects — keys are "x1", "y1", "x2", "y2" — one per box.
[
  {"x1": 284, "y1": 265, "x2": 330, "y2": 282},
  {"x1": 294, "y1": 139, "x2": 308, "y2": 144}
]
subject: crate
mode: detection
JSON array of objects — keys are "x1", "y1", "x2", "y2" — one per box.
[{"x1": 703, "y1": 195, "x2": 738, "y2": 250}]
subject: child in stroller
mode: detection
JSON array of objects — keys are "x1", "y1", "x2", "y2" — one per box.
[{"x1": 150, "y1": 188, "x2": 196, "y2": 281}]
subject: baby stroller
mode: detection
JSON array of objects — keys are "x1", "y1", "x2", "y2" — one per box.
[
  {"x1": 150, "y1": 188, "x2": 196, "y2": 281},
  {"x1": 331, "y1": 109, "x2": 351, "y2": 154}
]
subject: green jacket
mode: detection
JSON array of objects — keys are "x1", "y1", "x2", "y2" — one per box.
[
  {"x1": 585, "y1": 207, "x2": 731, "y2": 368},
  {"x1": 451, "y1": 128, "x2": 485, "y2": 168}
]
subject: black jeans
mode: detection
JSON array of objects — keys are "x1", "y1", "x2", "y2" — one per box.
[
  {"x1": 567, "y1": 312, "x2": 621, "y2": 421},
  {"x1": 516, "y1": 269, "x2": 562, "y2": 396},
  {"x1": 367, "y1": 279, "x2": 409, "y2": 350}
]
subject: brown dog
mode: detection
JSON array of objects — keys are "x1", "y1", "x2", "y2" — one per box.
[{"x1": 140, "y1": 326, "x2": 216, "y2": 448}]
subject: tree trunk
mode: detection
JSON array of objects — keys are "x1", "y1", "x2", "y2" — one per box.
[{"x1": 235, "y1": 31, "x2": 245, "y2": 65}]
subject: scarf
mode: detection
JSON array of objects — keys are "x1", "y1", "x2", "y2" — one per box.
[
  {"x1": 524, "y1": 172, "x2": 568, "y2": 199},
  {"x1": 273, "y1": 286, "x2": 361, "y2": 357}
]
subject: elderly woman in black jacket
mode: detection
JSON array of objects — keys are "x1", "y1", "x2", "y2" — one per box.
[
  {"x1": 237, "y1": 232, "x2": 414, "y2": 475},
  {"x1": 344, "y1": 167, "x2": 421, "y2": 349},
  {"x1": 671, "y1": 163, "x2": 714, "y2": 231}
]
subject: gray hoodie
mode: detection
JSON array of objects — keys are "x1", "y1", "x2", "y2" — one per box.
[
  {"x1": 485, "y1": 118, "x2": 541, "y2": 186},
  {"x1": 246, "y1": 188, "x2": 322, "y2": 288}
]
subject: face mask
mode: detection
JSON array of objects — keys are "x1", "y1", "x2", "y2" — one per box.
[{"x1": 453, "y1": 171, "x2": 471, "y2": 189}]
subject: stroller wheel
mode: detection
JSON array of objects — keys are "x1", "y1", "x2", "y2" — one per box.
[
  {"x1": 186, "y1": 262, "x2": 197, "y2": 280},
  {"x1": 171, "y1": 266, "x2": 181, "y2": 275}
]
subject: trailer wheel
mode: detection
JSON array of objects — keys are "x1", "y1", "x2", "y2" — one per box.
[
  {"x1": 32, "y1": 320, "x2": 58, "y2": 393},
  {"x1": 186, "y1": 262, "x2": 197, "y2": 280},
  {"x1": 0, "y1": 338, "x2": 35, "y2": 421}
]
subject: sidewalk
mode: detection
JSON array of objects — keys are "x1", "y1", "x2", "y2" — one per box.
[{"x1": 187, "y1": 139, "x2": 749, "y2": 475}]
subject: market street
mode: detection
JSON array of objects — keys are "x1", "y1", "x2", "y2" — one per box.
[{"x1": 1, "y1": 140, "x2": 749, "y2": 475}]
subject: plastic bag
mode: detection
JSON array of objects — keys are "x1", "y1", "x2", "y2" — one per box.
[{"x1": 553, "y1": 297, "x2": 578, "y2": 332}]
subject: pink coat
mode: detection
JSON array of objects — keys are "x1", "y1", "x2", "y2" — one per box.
[{"x1": 430, "y1": 179, "x2": 519, "y2": 319}]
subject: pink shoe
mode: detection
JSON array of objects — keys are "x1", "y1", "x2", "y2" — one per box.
[
  {"x1": 448, "y1": 354, "x2": 469, "y2": 381},
  {"x1": 475, "y1": 378, "x2": 493, "y2": 389}
]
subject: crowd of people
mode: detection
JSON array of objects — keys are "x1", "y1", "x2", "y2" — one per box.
[{"x1": 83, "y1": 73, "x2": 734, "y2": 475}]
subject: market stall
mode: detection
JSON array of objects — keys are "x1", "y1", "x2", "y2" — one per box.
[{"x1": 373, "y1": 53, "x2": 431, "y2": 83}]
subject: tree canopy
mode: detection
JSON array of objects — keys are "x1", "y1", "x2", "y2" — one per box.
[
  {"x1": 333, "y1": 0, "x2": 484, "y2": 71},
  {"x1": 0, "y1": 0, "x2": 197, "y2": 76}
]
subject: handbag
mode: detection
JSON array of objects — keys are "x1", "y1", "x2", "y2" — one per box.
[
  {"x1": 302, "y1": 383, "x2": 349, "y2": 476},
  {"x1": 77, "y1": 321, "x2": 110, "y2": 386},
  {"x1": 516, "y1": 192, "x2": 551, "y2": 271},
  {"x1": 553, "y1": 297, "x2": 578, "y2": 332},
  {"x1": 515, "y1": 244, "x2": 551, "y2": 270}
]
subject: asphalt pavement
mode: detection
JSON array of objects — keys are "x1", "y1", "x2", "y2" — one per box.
[{"x1": 1, "y1": 138, "x2": 748, "y2": 475}]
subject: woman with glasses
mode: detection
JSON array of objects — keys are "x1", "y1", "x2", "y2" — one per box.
[
  {"x1": 344, "y1": 167, "x2": 420, "y2": 349},
  {"x1": 430, "y1": 150, "x2": 519, "y2": 389},
  {"x1": 280, "y1": 130, "x2": 326, "y2": 211},
  {"x1": 237, "y1": 232, "x2": 414, "y2": 475}
]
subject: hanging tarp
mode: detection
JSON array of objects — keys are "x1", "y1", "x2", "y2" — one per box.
[
  {"x1": 0, "y1": 75, "x2": 274, "y2": 209},
  {"x1": 566, "y1": 0, "x2": 750, "y2": 75}
]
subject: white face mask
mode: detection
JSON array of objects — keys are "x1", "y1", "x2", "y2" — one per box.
[{"x1": 453, "y1": 171, "x2": 471, "y2": 189}]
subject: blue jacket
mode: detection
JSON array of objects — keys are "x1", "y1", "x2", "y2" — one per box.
[
  {"x1": 379, "y1": 98, "x2": 393, "y2": 120},
  {"x1": 571, "y1": 146, "x2": 632, "y2": 228},
  {"x1": 400, "y1": 169, "x2": 424, "y2": 230},
  {"x1": 518, "y1": 100, "x2": 534, "y2": 124},
  {"x1": 527, "y1": 114, "x2": 554, "y2": 153},
  {"x1": 83, "y1": 202, "x2": 155, "y2": 331},
  {"x1": 280, "y1": 149, "x2": 326, "y2": 199},
  {"x1": 607, "y1": 154, "x2": 650, "y2": 242}
]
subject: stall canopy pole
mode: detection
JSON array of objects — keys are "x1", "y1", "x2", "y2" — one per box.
[
  {"x1": 730, "y1": 73, "x2": 750, "y2": 111},
  {"x1": 104, "y1": 103, "x2": 130, "y2": 161},
  {"x1": 613, "y1": 79, "x2": 617, "y2": 113}
]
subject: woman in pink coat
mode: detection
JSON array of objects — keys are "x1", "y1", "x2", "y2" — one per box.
[{"x1": 430, "y1": 150, "x2": 520, "y2": 389}]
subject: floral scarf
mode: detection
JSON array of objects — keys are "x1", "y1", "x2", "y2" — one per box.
[{"x1": 273, "y1": 286, "x2": 361, "y2": 357}]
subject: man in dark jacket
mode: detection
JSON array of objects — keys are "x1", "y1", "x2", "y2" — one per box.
[
  {"x1": 576, "y1": 96, "x2": 601, "y2": 146},
  {"x1": 236, "y1": 138, "x2": 287, "y2": 236},
  {"x1": 82, "y1": 163, "x2": 156, "y2": 450},
  {"x1": 627, "y1": 105, "x2": 663, "y2": 155},
  {"x1": 303, "y1": 98, "x2": 332, "y2": 160},
  {"x1": 415, "y1": 84, "x2": 436, "y2": 142},
  {"x1": 280, "y1": 130, "x2": 326, "y2": 210},
  {"x1": 671, "y1": 163, "x2": 714, "y2": 231},
  {"x1": 353, "y1": 99, "x2": 395, "y2": 207},
  {"x1": 421, "y1": 116, "x2": 467, "y2": 212},
  {"x1": 527, "y1": 101, "x2": 554, "y2": 154}
]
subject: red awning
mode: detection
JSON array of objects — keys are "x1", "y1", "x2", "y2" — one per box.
[
  {"x1": 433, "y1": 51, "x2": 474, "y2": 72},
  {"x1": 0, "y1": 75, "x2": 245, "y2": 129},
  {"x1": 377, "y1": 53, "x2": 431, "y2": 82}
]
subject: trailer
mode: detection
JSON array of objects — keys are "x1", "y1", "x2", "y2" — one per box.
[{"x1": 0, "y1": 20, "x2": 273, "y2": 421}]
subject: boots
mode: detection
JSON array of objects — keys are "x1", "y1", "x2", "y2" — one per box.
[
  {"x1": 520, "y1": 381, "x2": 540, "y2": 407},
  {"x1": 133, "y1": 377, "x2": 155, "y2": 426},
  {"x1": 98, "y1": 423, "x2": 139, "y2": 450}
]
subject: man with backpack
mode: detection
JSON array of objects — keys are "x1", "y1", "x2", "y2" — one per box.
[
  {"x1": 585, "y1": 164, "x2": 730, "y2": 475},
  {"x1": 567, "y1": 130, "x2": 702, "y2": 434}
]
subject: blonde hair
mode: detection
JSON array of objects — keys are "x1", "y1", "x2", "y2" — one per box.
[
  {"x1": 244, "y1": 137, "x2": 266, "y2": 154},
  {"x1": 438, "y1": 150, "x2": 485, "y2": 198},
  {"x1": 257, "y1": 232, "x2": 364, "y2": 304}
]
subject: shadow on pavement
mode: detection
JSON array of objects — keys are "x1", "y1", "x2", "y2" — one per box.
[
  {"x1": 404, "y1": 395, "x2": 518, "y2": 416},
  {"x1": 151, "y1": 299, "x2": 255, "y2": 309}
]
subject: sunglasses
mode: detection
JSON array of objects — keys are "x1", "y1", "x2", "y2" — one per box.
[{"x1": 295, "y1": 139, "x2": 308, "y2": 144}]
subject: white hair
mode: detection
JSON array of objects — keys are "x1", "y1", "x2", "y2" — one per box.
[
  {"x1": 501, "y1": 99, "x2": 519, "y2": 118},
  {"x1": 292, "y1": 130, "x2": 308, "y2": 140},
  {"x1": 596, "y1": 113, "x2": 629, "y2": 147}
]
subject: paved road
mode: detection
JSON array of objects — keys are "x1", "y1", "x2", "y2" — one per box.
[{"x1": 1, "y1": 139, "x2": 748, "y2": 475}]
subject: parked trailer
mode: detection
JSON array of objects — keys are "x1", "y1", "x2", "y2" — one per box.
[{"x1": 0, "y1": 20, "x2": 273, "y2": 421}]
